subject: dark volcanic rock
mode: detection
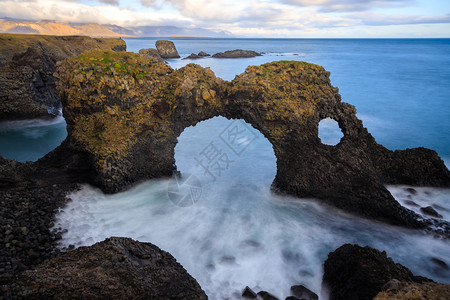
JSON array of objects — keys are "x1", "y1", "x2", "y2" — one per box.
[
  {"x1": 184, "y1": 53, "x2": 201, "y2": 59},
  {"x1": 257, "y1": 291, "x2": 280, "y2": 300},
  {"x1": 198, "y1": 51, "x2": 210, "y2": 56},
  {"x1": 322, "y1": 244, "x2": 432, "y2": 300},
  {"x1": 54, "y1": 51, "x2": 450, "y2": 230},
  {"x1": 212, "y1": 49, "x2": 262, "y2": 58},
  {"x1": 139, "y1": 48, "x2": 164, "y2": 63},
  {"x1": 290, "y1": 285, "x2": 318, "y2": 300},
  {"x1": 6, "y1": 237, "x2": 207, "y2": 299},
  {"x1": 0, "y1": 34, "x2": 126, "y2": 120},
  {"x1": 155, "y1": 40, "x2": 180, "y2": 58},
  {"x1": 242, "y1": 286, "x2": 257, "y2": 298},
  {"x1": 421, "y1": 206, "x2": 443, "y2": 218}
]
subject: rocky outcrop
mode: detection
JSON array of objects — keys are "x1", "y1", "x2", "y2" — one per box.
[
  {"x1": 212, "y1": 49, "x2": 262, "y2": 58},
  {"x1": 0, "y1": 33, "x2": 126, "y2": 120},
  {"x1": 322, "y1": 244, "x2": 433, "y2": 300},
  {"x1": 184, "y1": 53, "x2": 202, "y2": 59},
  {"x1": 5, "y1": 237, "x2": 207, "y2": 299},
  {"x1": 139, "y1": 48, "x2": 164, "y2": 63},
  {"x1": 53, "y1": 50, "x2": 450, "y2": 229},
  {"x1": 155, "y1": 40, "x2": 180, "y2": 58},
  {"x1": 374, "y1": 280, "x2": 450, "y2": 299},
  {"x1": 198, "y1": 51, "x2": 210, "y2": 56}
]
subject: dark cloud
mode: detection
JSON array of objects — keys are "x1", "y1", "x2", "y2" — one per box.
[
  {"x1": 353, "y1": 13, "x2": 450, "y2": 26},
  {"x1": 98, "y1": 0, "x2": 119, "y2": 5}
]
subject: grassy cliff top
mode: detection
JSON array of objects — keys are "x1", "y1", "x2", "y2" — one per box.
[{"x1": 0, "y1": 33, "x2": 125, "y2": 65}]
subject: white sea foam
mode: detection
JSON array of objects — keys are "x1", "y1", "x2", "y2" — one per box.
[{"x1": 54, "y1": 117, "x2": 450, "y2": 299}]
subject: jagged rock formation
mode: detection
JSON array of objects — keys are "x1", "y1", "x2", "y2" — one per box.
[
  {"x1": 139, "y1": 48, "x2": 164, "y2": 63},
  {"x1": 322, "y1": 244, "x2": 434, "y2": 300},
  {"x1": 374, "y1": 280, "x2": 450, "y2": 299},
  {"x1": 155, "y1": 40, "x2": 180, "y2": 58},
  {"x1": 212, "y1": 49, "x2": 262, "y2": 58},
  {"x1": 0, "y1": 34, "x2": 126, "y2": 120},
  {"x1": 5, "y1": 237, "x2": 207, "y2": 299},
  {"x1": 53, "y1": 49, "x2": 450, "y2": 227}
]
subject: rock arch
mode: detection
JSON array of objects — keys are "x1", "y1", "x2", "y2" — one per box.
[{"x1": 55, "y1": 50, "x2": 450, "y2": 227}]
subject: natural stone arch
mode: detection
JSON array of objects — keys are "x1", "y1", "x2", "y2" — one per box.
[{"x1": 55, "y1": 50, "x2": 450, "y2": 228}]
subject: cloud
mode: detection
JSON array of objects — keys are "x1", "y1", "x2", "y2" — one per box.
[
  {"x1": 351, "y1": 12, "x2": 450, "y2": 26},
  {"x1": 0, "y1": 0, "x2": 189, "y2": 27},
  {"x1": 98, "y1": 0, "x2": 119, "y2": 6},
  {"x1": 282, "y1": 0, "x2": 412, "y2": 12}
]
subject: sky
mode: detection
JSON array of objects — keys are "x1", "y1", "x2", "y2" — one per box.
[{"x1": 0, "y1": 0, "x2": 449, "y2": 37}]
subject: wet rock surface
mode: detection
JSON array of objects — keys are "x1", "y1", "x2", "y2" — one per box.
[
  {"x1": 139, "y1": 48, "x2": 164, "y2": 63},
  {"x1": 290, "y1": 285, "x2": 318, "y2": 300},
  {"x1": 155, "y1": 40, "x2": 180, "y2": 58},
  {"x1": 322, "y1": 244, "x2": 433, "y2": 300},
  {"x1": 4, "y1": 237, "x2": 207, "y2": 299},
  {"x1": 0, "y1": 34, "x2": 126, "y2": 120},
  {"x1": 54, "y1": 50, "x2": 450, "y2": 229},
  {"x1": 421, "y1": 206, "x2": 443, "y2": 218},
  {"x1": 212, "y1": 49, "x2": 262, "y2": 58},
  {"x1": 184, "y1": 53, "x2": 202, "y2": 59}
]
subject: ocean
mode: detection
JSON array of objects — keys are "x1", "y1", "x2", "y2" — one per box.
[{"x1": 1, "y1": 38, "x2": 450, "y2": 298}]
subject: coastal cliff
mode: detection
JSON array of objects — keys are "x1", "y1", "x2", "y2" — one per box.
[
  {"x1": 53, "y1": 49, "x2": 450, "y2": 228},
  {"x1": 0, "y1": 34, "x2": 126, "y2": 120}
]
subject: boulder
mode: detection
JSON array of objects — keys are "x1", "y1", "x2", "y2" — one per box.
[
  {"x1": 242, "y1": 286, "x2": 257, "y2": 298},
  {"x1": 139, "y1": 48, "x2": 164, "y2": 63},
  {"x1": 198, "y1": 51, "x2": 210, "y2": 56},
  {"x1": 0, "y1": 34, "x2": 126, "y2": 120},
  {"x1": 290, "y1": 285, "x2": 318, "y2": 300},
  {"x1": 155, "y1": 40, "x2": 180, "y2": 58},
  {"x1": 421, "y1": 206, "x2": 443, "y2": 218},
  {"x1": 322, "y1": 244, "x2": 432, "y2": 300},
  {"x1": 257, "y1": 291, "x2": 280, "y2": 300},
  {"x1": 7, "y1": 237, "x2": 207, "y2": 299},
  {"x1": 212, "y1": 49, "x2": 262, "y2": 58}
]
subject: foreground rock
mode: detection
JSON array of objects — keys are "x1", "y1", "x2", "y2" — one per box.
[
  {"x1": 139, "y1": 48, "x2": 164, "y2": 63},
  {"x1": 374, "y1": 280, "x2": 450, "y2": 299},
  {"x1": 212, "y1": 49, "x2": 262, "y2": 58},
  {"x1": 0, "y1": 33, "x2": 126, "y2": 120},
  {"x1": 5, "y1": 237, "x2": 207, "y2": 299},
  {"x1": 53, "y1": 50, "x2": 450, "y2": 229},
  {"x1": 322, "y1": 244, "x2": 433, "y2": 300},
  {"x1": 155, "y1": 40, "x2": 180, "y2": 58}
]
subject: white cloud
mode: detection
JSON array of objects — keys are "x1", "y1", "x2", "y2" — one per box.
[{"x1": 0, "y1": 0, "x2": 449, "y2": 37}]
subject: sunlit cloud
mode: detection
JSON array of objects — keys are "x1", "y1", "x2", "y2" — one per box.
[{"x1": 0, "y1": 0, "x2": 449, "y2": 37}]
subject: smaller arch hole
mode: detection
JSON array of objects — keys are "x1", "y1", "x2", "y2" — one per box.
[{"x1": 318, "y1": 118, "x2": 344, "y2": 146}]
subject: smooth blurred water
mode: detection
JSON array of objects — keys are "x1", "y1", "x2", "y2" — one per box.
[
  {"x1": 0, "y1": 116, "x2": 66, "y2": 162},
  {"x1": 55, "y1": 117, "x2": 450, "y2": 299}
]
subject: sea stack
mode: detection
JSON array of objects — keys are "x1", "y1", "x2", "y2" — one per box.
[{"x1": 155, "y1": 40, "x2": 180, "y2": 58}]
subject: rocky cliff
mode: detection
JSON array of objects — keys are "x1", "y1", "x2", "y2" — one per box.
[
  {"x1": 0, "y1": 34, "x2": 126, "y2": 120},
  {"x1": 53, "y1": 50, "x2": 450, "y2": 229}
]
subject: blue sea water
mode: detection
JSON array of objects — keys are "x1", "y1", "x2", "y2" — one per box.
[{"x1": 1, "y1": 39, "x2": 450, "y2": 299}]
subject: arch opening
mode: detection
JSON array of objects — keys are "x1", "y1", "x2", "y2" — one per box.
[
  {"x1": 174, "y1": 116, "x2": 277, "y2": 191},
  {"x1": 318, "y1": 117, "x2": 344, "y2": 146}
]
